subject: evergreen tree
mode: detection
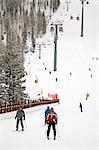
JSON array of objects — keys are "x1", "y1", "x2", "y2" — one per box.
[
  {"x1": 31, "y1": 27, "x2": 35, "y2": 51},
  {"x1": 0, "y1": 45, "x2": 8, "y2": 105},
  {"x1": 53, "y1": 0, "x2": 60, "y2": 12},
  {"x1": 22, "y1": 22, "x2": 27, "y2": 48},
  {"x1": 36, "y1": 8, "x2": 42, "y2": 37},
  {"x1": 42, "y1": 11, "x2": 46, "y2": 34},
  {"x1": 1, "y1": 20, "x2": 27, "y2": 104},
  {"x1": 50, "y1": 0, "x2": 53, "y2": 9},
  {"x1": 32, "y1": 0, "x2": 36, "y2": 8},
  {"x1": 30, "y1": 3, "x2": 35, "y2": 50},
  {"x1": 1, "y1": 0, "x2": 3, "y2": 10}
]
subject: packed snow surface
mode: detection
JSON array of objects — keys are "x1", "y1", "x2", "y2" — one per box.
[{"x1": 0, "y1": 0, "x2": 99, "y2": 150}]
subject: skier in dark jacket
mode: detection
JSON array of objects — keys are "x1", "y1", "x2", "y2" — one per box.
[
  {"x1": 45, "y1": 106, "x2": 50, "y2": 124},
  {"x1": 86, "y1": 93, "x2": 90, "y2": 100},
  {"x1": 46, "y1": 107, "x2": 58, "y2": 140},
  {"x1": 79, "y1": 102, "x2": 83, "y2": 112},
  {"x1": 15, "y1": 107, "x2": 25, "y2": 131}
]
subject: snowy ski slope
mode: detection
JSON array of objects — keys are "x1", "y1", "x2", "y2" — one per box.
[{"x1": 0, "y1": 0, "x2": 99, "y2": 150}]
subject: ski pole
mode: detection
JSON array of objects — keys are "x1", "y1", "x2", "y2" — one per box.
[
  {"x1": 44, "y1": 124, "x2": 47, "y2": 134},
  {"x1": 24, "y1": 120, "x2": 27, "y2": 128},
  {"x1": 56, "y1": 125, "x2": 60, "y2": 138}
]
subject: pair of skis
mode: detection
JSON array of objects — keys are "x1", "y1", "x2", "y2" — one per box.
[
  {"x1": 13, "y1": 120, "x2": 27, "y2": 132},
  {"x1": 43, "y1": 124, "x2": 60, "y2": 139}
]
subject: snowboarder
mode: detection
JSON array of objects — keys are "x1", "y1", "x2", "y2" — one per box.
[
  {"x1": 46, "y1": 107, "x2": 58, "y2": 140},
  {"x1": 15, "y1": 107, "x2": 25, "y2": 131},
  {"x1": 79, "y1": 103, "x2": 83, "y2": 112},
  {"x1": 45, "y1": 106, "x2": 51, "y2": 125}
]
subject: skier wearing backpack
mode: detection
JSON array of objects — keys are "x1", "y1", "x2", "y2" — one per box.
[
  {"x1": 15, "y1": 107, "x2": 25, "y2": 131},
  {"x1": 46, "y1": 107, "x2": 58, "y2": 140},
  {"x1": 45, "y1": 106, "x2": 51, "y2": 125}
]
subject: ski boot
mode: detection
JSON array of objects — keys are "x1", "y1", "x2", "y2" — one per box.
[
  {"x1": 54, "y1": 136, "x2": 56, "y2": 140},
  {"x1": 22, "y1": 128, "x2": 24, "y2": 131},
  {"x1": 47, "y1": 136, "x2": 50, "y2": 140},
  {"x1": 16, "y1": 128, "x2": 18, "y2": 131}
]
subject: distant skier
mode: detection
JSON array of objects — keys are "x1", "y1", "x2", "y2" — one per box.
[
  {"x1": 15, "y1": 107, "x2": 25, "y2": 131},
  {"x1": 90, "y1": 74, "x2": 93, "y2": 78},
  {"x1": 49, "y1": 71, "x2": 51, "y2": 74},
  {"x1": 89, "y1": 68, "x2": 91, "y2": 71},
  {"x1": 45, "y1": 106, "x2": 51, "y2": 125},
  {"x1": 55, "y1": 77, "x2": 58, "y2": 82},
  {"x1": 70, "y1": 72, "x2": 72, "y2": 76},
  {"x1": 79, "y1": 103, "x2": 83, "y2": 112},
  {"x1": 86, "y1": 93, "x2": 90, "y2": 100},
  {"x1": 46, "y1": 107, "x2": 58, "y2": 140}
]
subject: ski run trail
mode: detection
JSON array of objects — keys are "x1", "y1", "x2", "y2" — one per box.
[{"x1": 0, "y1": 0, "x2": 99, "y2": 150}]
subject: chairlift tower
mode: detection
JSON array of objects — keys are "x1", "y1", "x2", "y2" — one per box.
[
  {"x1": 65, "y1": 1, "x2": 71, "y2": 11},
  {"x1": 36, "y1": 41, "x2": 46, "y2": 59},
  {"x1": 80, "y1": 0, "x2": 89, "y2": 37},
  {"x1": 38, "y1": 44, "x2": 41, "y2": 59},
  {"x1": 50, "y1": 21, "x2": 63, "y2": 71}
]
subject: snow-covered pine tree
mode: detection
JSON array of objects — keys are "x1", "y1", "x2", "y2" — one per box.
[
  {"x1": 29, "y1": 4, "x2": 35, "y2": 51},
  {"x1": 0, "y1": 45, "x2": 8, "y2": 105},
  {"x1": 1, "y1": 0, "x2": 3, "y2": 10},
  {"x1": 22, "y1": 22, "x2": 27, "y2": 49},
  {"x1": 42, "y1": 11, "x2": 46, "y2": 34},
  {"x1": 31, "y1": 27, "x2": 35, "y2": 51},
  {"x1": 53, "y1": 0, "x2": 60, "y2": 12},
  {"x1": 32, "y1": 0, "x2": 36, "y2": 8},
  {"x1": 36, "y1": 8, "x2": 46, "y2": 37},
  {"x1": 50, "y1": 0, "x2": 53, "y2": 9},
  {"x1": 36, "y1": 8, "x2": 42, "y2": 37},
  {"x1": 1, "y1": 18, "x2": 28, "y2": 104}
]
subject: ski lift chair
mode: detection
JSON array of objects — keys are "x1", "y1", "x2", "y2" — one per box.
[
  {"x1": 86, "y1": 1, "x2": 89, "y2": 4},
  {"x1": 76, "y1": 16, "x2": 80, "y2": 20},
  {"x1": 59, "y1": 26, "x2": 63, "y2": 32},
  {"x1": 25, "y1": 51, "x2": 28, "y2": 54},
  {"x1": 70, "y1": 15, "x2": 73, "y2": 20},
  {"x1": 50, "y1": 26, "x2": 54, "y2": 32}
]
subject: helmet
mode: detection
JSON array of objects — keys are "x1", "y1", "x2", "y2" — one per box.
[
  {"x1": 51, "y1": 107, "x2": 54, "y2": 112},
  {"x1": 47, "y1": 106, "x2": 49, "y2": 109}
]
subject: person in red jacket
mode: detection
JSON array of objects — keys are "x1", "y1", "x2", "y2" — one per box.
[{"x1": 46, "y1": 107, "x2": 58, "y2": 140}]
